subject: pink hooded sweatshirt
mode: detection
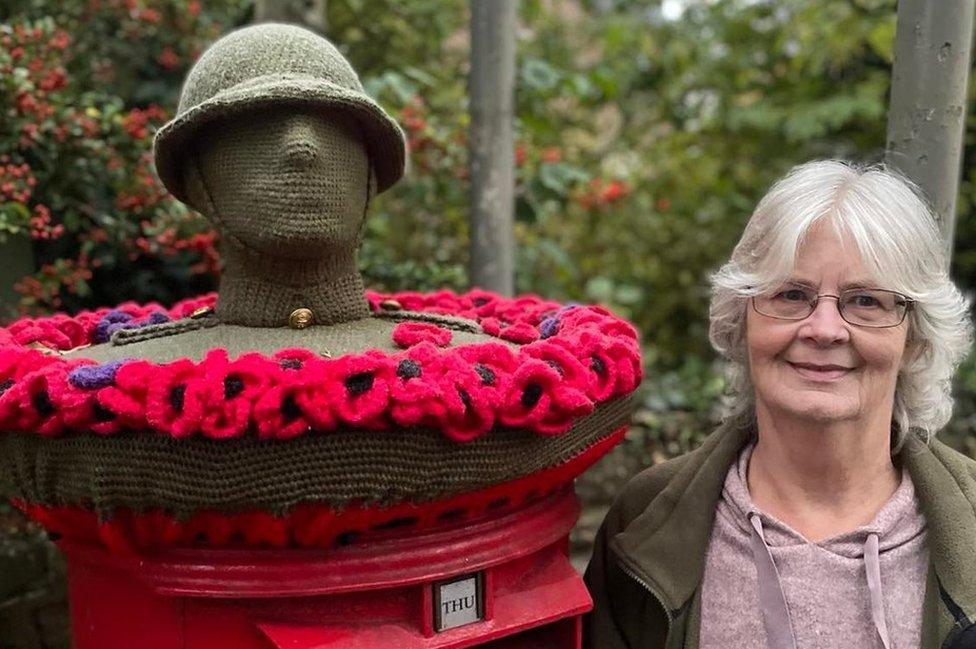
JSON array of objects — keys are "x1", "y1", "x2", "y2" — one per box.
[{"x1": 700, "y1": 444, "x2": 929, "y2": 649}]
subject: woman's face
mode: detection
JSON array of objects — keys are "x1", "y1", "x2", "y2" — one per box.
[{"x1": 746, "y1": 221, "x2": 909, "y2": 428}]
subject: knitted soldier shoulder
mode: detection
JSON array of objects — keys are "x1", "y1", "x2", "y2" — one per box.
[
  {"x1": 0, "y1": 289, "x2": 642, "y2": 551},
  {"x1": 68, "y1": 307, "x2": 501, "y2": 363}
]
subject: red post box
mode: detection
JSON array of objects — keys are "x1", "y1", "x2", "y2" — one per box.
[{"x1": 61, "y1": 488, "x2": 590, "y2": 648}]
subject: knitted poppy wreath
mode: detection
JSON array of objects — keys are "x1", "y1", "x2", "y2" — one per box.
[{"x1": 0, "y1": 289, "x2": 641, "y2": 552}]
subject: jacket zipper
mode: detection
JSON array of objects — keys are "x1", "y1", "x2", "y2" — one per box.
[{"x1": 612, "y1": 548, "x2": 674, "y2": 632}]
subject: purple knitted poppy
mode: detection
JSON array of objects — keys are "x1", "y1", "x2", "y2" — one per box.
[
  {"x1": 146, "y1": 311, "x2": 171, "y2": 325},
  {"x1": 539, "y1": 316, "x2": 561, "y2": 339},
  {"x1": 68, "y1": 360, "x2": 126, "y2": 389},
  {"x1": 93, "y1": 311, "x2": 133, "y2": 344}
]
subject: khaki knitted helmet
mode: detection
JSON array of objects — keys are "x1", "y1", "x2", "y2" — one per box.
[{"x1": 153, "y1": 23, "x2": 407, "y2": 203}]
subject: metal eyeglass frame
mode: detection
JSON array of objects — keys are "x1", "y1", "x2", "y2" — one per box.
[{"x1": 750, "y1": 288, "x2": 915, "y2": 328}]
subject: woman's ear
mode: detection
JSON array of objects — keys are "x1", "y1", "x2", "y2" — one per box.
[{"x1": 900, "y1": 334, "x2": 930, "y2": 373}]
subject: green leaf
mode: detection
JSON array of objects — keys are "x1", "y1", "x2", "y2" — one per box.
[
  {"x1": 537, "y1": 163, "x2": 588, "y2": 195},
  {"x1": 520, "y1": 58, "x2": 561, "y2": 92}
]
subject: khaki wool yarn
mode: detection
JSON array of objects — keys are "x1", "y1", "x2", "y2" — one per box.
[
  {"x1": 154, "y1": 22, "x2": 405, "y2": 200},
  {"x1": 184, "y1": 104, "x2": 374, "y2": 327},
  {"x1": 67, "y1": 22, "x2": 485, "y2": 358},
  {"x1": 150, "y1": 23, "x2": 408, "y2": 331}
]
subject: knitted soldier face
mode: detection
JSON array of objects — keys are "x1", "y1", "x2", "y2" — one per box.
[{"x1": 186, "y1": 104, "x2": 371, "y2": 260}]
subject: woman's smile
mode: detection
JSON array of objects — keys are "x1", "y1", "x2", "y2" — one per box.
[{"x1": 784, "y1": 360, "x2": 855, "y2": 382}]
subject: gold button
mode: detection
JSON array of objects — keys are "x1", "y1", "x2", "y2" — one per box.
[
  {"x1": 190, "y1": 306, "x2": 213, "y2": 319},
  {"x1": 289, "y1": 308, "x2": 314, "y2": 329},
  {"x1": 380, "y1": 299, "x2": 403, "y2": 311}
]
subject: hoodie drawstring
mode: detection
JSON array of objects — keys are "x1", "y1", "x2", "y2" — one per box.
[
  {"x1": 749, "y1": 513, "x2": 798, "y2": 649},
  {"x1": 748, "y1": 514, "x2": 892, "y2": 649},
  {"x1": 864, "y1": 533, "x2": 892, "y2": 649}
]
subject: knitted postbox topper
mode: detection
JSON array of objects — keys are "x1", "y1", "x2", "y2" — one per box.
[{"x1": 0, "y1": 24, "x2": 641, "y2": 552}]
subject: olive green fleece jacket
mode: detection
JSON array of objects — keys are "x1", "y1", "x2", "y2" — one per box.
[{"x1": 583, "y1": 423, "x2": 976, "y2": 649}]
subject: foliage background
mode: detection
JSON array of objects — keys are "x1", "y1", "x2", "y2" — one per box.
[
  {"x1": 2, "y1": 0, "x2": 973, "y2": 451},
  {"x1": 0, "y1": 0, "x2": 975, "y2": 643}
]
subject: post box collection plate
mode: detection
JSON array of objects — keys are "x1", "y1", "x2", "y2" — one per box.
[{"x1": 434, "y1": 572, "x2": 484, "y2": 632}]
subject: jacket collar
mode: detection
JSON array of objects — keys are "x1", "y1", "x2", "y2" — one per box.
[
  {"x1": 609, "y1": 424, "x2": 976, "y2": 621},
  {"x1": 900, "y1": 433, "x2": 976, "y2": 622},
  {"x1": 609, "y1": 422, "x2": 751, "y2": 611}
]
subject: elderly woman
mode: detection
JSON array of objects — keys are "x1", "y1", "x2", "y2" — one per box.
[{"x1": 584, "y1": 160, "x2": 976, "y2": 649}]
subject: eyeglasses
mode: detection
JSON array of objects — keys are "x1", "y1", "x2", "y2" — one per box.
[{"x1": 751, "y1": 286, "x2": 914, "y2": 328}]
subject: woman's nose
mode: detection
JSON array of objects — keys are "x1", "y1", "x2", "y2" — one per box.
[{"x1": 800, "y1": 296, "x2": 850, "y2": 344}]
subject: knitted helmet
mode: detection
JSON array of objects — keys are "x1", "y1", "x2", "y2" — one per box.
[{"x1": 153, "y1": 23, "x2": 406, "y2": 203}]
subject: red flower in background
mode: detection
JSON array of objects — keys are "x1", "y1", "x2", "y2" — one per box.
[
  {"x1": 576, "y1": 178, "x2": 632, "y2": 210},
  {"x1": 156, "y1": 46, "x2": 180, "y2": 70}
]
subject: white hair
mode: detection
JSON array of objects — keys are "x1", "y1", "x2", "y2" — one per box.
[{"x1": 709, "y1": 160, "x2": 973, "y2": 448}]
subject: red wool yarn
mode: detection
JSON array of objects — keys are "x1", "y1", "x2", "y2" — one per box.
[
  {"x1": 391, "y1": 321, "x2": 453, "y2": 348},
  {"x1": 1, "y1": 289, "x2": 643, "y2": 550},
  {"x1": 0, "y1": 290, "x2": 642, "y2": 442}
]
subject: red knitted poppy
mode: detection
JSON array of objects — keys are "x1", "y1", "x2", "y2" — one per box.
[{"x1": 0, "y1": 290, "x2": 642, "y2": 442}]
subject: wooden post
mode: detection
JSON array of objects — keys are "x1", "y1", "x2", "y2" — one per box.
[
  {"x1": 469, "y1": 0, "x2": 517, "y2": 295},
  {"x1": 885, "y1": 0, "x2": 975, "y2": 263}
]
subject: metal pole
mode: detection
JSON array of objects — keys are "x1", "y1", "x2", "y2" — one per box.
[
  {"x1": 469, "y1": 0, "x2": 517, "y2": 295},
  {"x1": 885, "y1": 0, "x2": 975, "y2": 263}
]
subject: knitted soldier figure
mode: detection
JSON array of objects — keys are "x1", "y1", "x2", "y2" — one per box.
[
  {"x1": 0, "y1": 24, "x2": 642, "y2": 551},
  {"x1": 85, "y1": 23, "x2": 486, "y2": 361}
]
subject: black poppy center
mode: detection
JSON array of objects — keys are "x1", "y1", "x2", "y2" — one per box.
[
  {"x1": 0, "y1": 379, "x2": 13, "y2": 396},
  {"x1": 93, "y1": 402, "x2": 116, "y2": 422},
  {"x1": 279, "y1": 358, "x2": 303, "y2": 370},
  {"x1": 345, "y1": 372, "x2": 374, "y2": 396},
  {"x1": 474, "y1": 363, "x2": 495, "y2": 386},
  {"x1": 372, "y1": 516, "x2": 418, "y2": 531},
  {"x1": 521, "y1": 383, "x2": 544, "y2": 408},
  {"x1": 591, "y1": 355, "x2": 607, "y2": 377},
  {"x1": 32, "y1": 390, "x2": 55, "y2": 416},
  {"x1": 546, "y1": 359, "x2": 564, "y2": 375},
  {"x1": 224, "y1": 375, "x2": 245, "y2": 400},
  {"x1": 396, "y1": 359, "x2": 422, "y2": 379},
  {"x1": 280, "y1": 394, "x2": 302, "y2": 421},
  {"x1": 168, "y1": 384, "x2": 186, "y2": 412}
]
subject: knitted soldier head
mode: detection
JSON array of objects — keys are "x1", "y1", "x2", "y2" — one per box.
[
  {"x1": 154, "y1": 23, "x2": 406, "y2": 328},
  {"x1": 61, "y1": 23, "x2": 496, "y2": 365}
]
